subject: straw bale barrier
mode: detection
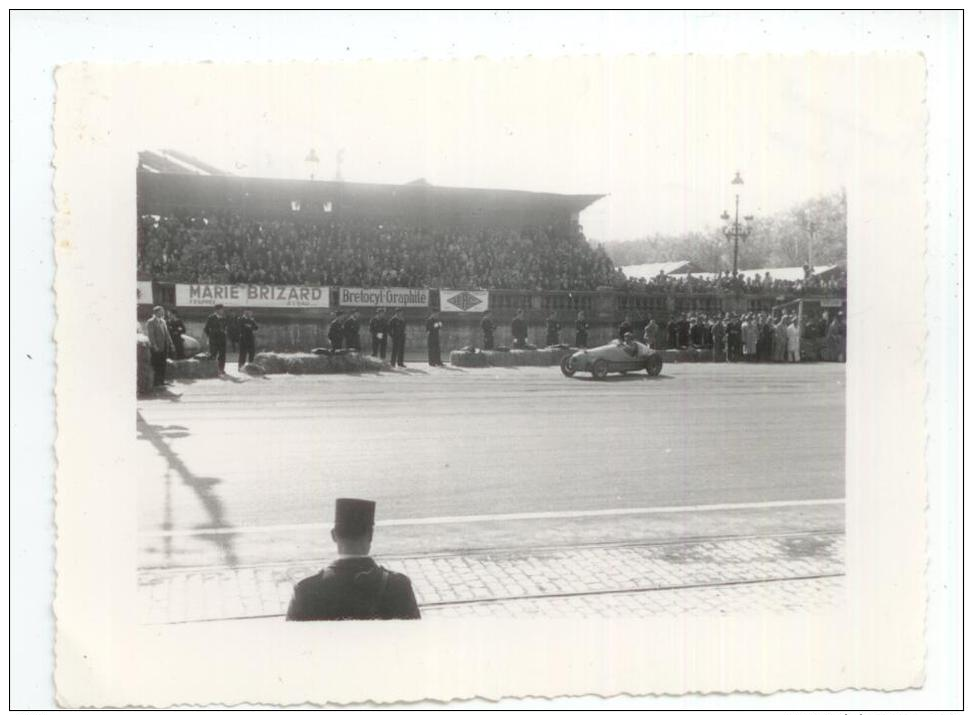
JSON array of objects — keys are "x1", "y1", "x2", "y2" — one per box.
[{"x1": 253, "y1": 351, "x2": 386, "y2": 375}]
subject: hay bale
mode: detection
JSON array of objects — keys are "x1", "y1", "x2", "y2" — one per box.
[
  {"x1": 510, "y1": 349, "x2": 545, "y2": 367},
  {"x1": 253, "y1": 351, "x2": 386, "y2": 375},
  {"x1": 136, "y1": 335, "x2": 153, "y2": 395},
  {"x1": 450, "y1": 350, "x2": 489, "y2": 368},
  {"x1": 167, "y1": 357, "x2": 220, "y2": 380},
  {"x1": 538, "y1": 346, "x2": 575, "y2": 365},
  {"x1": 483, "y1": 350, "x2": 515, "y2": 367},
  {"x1": 180, "y1": 335, "x2": 201, "y2": 358}
]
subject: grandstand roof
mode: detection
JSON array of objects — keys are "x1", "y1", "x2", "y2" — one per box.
[
  {"x1": 138, "y1": 150, "x2": 231, "y2": 176},
  {"x1": 137, "y1": 168, "x2": 604, "y2": 230},
  {"x1": 621, "y1": 261, "x2": 700, "y2": 280}
]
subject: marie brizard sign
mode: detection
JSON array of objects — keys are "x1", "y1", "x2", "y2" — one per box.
[{"x1": 175, "y1": 284, "x2": 331, "y2": 309}]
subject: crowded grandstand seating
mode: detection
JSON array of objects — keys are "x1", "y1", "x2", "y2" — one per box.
[{"x1": 137, "y1": 209, "x2": 846, "y2": 296}]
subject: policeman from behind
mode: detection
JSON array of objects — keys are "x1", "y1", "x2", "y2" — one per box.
[
  {"x1": 426, "y1": 309, "x2": 444, "y2": 366},
  {"x1": 204, "y1": 303, "x2": 228, "y2": 374},
  {"x1": 286, "y1": 498, "x2": 421, "y2": 621},
  {"x1": 511, "y1": 309, "x2": 528, "y2": 348},
  {"x1": 328, "y1": 311, "x2": 345, "y2": 353}
]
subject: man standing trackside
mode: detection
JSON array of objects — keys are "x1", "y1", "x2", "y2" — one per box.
[
  {"x1": 204, "y1": 303, "x2": 228, "y2": 375},
  {"x1": 166, "y1": 308, "x2": 187, "y2": 360},
  {"x1": 344, "y1": 310, "x2": 362, "y2": 351},
  {"x1": 480, "y1": 310, "x2": 495, "y2": 350},
  {"x1": 575, "y1": 310, "x2": 589, "y2": 348},
  {"x1": 145, "y1": 305, "x2": 176, "y2": 388},
  {"x1": 511, "y1": 309, "x2": 528, "y2": 348},
  {"x1": 328, "y1": 311, "x2": 345, "y2": 352},
  {"x1": 426, "y1": 310, "x2": 444, "y2": 366},
  {"x1": 545, "y1": 311, "x2": 561, "y2": 347},
  {"x1": 286, "y1": 498, "x2": 421, "y2": 621},
  {"x1": 369, "y1": 308, "x2": 389, "y2": 360},
  {"x1": 388, "y1": 309, "x2": 407, "y2": 367},
  {"x1": 237, "y1": 309, "x2": 258, "y2": 369}
]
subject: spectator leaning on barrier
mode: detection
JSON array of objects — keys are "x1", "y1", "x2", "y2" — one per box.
[
  {"x1": 145, "y1": 305, "x2": 176, "y2": 388},
  {"x1": 237, "y1": 309, "x2": 258, "y2": 369},
  {"x1": 204, "y1": 303, "x2": 228, "y2": 375},
  {"x1": 388, "y1": 309, "x2": 406, "y2": 367}
]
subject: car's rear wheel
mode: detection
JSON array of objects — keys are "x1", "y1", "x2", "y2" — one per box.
[
  {"x1": 560, "y1": 355, "x2": 577, "y2": 377},
  {"x1": 591, "y1": 359, "x2": 609, "y2": 380},
  {"x1": 645, "y1": 354, "x2": 663, "y2": 376}
]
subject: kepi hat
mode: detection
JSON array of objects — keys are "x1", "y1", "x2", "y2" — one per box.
[{"x1": 334, "y1": 498, "x2": 376, "y2": 537}]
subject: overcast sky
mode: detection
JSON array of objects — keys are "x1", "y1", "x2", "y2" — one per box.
[{"x1": 137, "y1": 55, "x2": 857, "y2": 243}]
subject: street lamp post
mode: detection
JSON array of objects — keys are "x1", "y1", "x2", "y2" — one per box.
[
  {"x1": 720, "y1": 171, "x2": 754, "y2": 276},
  {"x1": 805, "y1": 212, "x2": 816, "y2": 266}
]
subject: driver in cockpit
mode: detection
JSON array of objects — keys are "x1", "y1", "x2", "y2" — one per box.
[{"x1": 621, "y1": 331, "x2": 639, "y2": 358}]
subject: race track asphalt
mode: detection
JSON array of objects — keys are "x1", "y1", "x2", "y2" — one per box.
[{"x1": 136, "y1": 362, "x2": 845, "y2": 568}]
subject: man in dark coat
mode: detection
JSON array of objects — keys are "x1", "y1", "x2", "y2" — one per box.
[
  {"x1": 677, "y1": 314, "x2": 691, "y2": 349},
  {"x1": 725, "y1": 313, "x2": 743, "y2": 362},
  {"x1": 711, "y1": 318, "x2": 726, "y2": 363},
  {"x1": 286, "y1": 498, "x2": 421, "y2": 621},
  {"x1": 204, "y1": 303, "x2": 227, "y2": 374},
  {"x1": 388, "y1": 309, "x2": 407, "y2": 367},
  {"x1": 369, "y1": 308, "x2": 388, "y2": 359},
  {"x1": 545, "y1": 311, "x2": 560, "y2": 347},
  {"x1": 426, "y1": 310, "x2": 443, "y2": 366},
  {"x1": 166, "y1": 308, "x2": 187, "y2": 360},
  {"x1": 343, "y1": 310, "x2": 362, "y2": 351},
  {"x1": 574, "y1": 310, "x2": 589, "y2": 348},
  {"x1": 511, "y1": 309, "x2": 528, "y2": 348},
  {"x1": 146, "y1": 305, "x2": 176, "y2": 387},
  {"x1": 328, "y1": 311, "x2": 345, "y2": 352},
  {"x1": 237, "y1": 309, "x2": 259, "y2": 369},
  {"x1": 480, "y1": 311, "x2": 495, "y2": 350}
]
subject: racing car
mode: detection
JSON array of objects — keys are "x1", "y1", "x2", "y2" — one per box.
[{"x1": 560, "y1": 337, "x2": 664, "y2": 379}]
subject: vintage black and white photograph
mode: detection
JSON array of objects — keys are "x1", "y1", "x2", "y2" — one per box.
[
  {"x1": 41, "y1": 23, "x2": 942, "y2": 704},
  {"x1": 132, "y1": 59, "x2": 848, "y2": 626}
]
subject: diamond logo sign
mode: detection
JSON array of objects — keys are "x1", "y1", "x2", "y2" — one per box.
[{"x1": 442, "y1": 289, "x2": 489, "y2": 312}]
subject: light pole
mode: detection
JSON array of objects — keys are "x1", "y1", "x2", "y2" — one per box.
[
  {"x1": 720, "y1": 171, "x2": 754, "y2": 276},
  {"x1": 804, "y1": 211, "x2": 816, "y2": 266}
]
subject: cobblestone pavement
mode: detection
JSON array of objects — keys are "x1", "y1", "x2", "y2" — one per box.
[{"x1": 139, "y1": 531, "x2": 844, "y2": 623}]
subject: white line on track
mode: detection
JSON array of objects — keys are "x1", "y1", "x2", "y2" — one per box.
[{"x1": 141, "y1": 498, "x2": 843, "y2": 538}]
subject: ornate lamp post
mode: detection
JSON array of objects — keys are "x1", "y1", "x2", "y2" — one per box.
[{"x1": 720, "y1": 171, "x2": 754, "y2": 276}]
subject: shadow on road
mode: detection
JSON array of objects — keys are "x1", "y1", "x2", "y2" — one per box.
[{"x1": 136, "y1": 412, "x2": 239, "y2": 567}]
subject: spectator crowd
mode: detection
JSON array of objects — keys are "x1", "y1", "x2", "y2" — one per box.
[
  {"x1": 635, "y1": 309, "x2": 847, "y2": 363},
  {"x1": 138, "y1": 210, "x2": 846, "y2": 298},
  {"x1": 618, "y1": 266, "x2": 846, "y2": 297},
  {"x1": 137, "y1": 211, "x2": 617, "y2": 291}
]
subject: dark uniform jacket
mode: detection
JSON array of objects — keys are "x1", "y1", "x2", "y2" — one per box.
[
  {"x1": 545, "y1": 319, "x2": 560, "y2": 343},
  {"x1": 425, "y1": 317, "x2": 441, "y2": 338},
  {"x1": 389, "y1": 315, "x2": 406, "y2": 338},
  {"x1": 238, "y1": 316, "x2": 259, "y2": 344},
  {"x1": 286, "y1": 557, "x2": 421, "y2": 621},
  {"x1": 480, "y1": 316, "x2": 495, "y2": 336},
  {"x1": 618, "y1": 320, "x2": 633, "y2": 339},
  {"x1": 369, "y1": 315, "x2": 388, "y2": 338},
  {"x1": 204, "y1": 312, "x2": 226, "y2": 341},
  {"x1": 511, "y1": 317, "x2": 528, "y2": 341},
  {"x1": 343, "y1": 316, "x2": 361, "y2": 347},
  {"x1": 328, "y1": 317, "x2": 345, "y2": 347}
]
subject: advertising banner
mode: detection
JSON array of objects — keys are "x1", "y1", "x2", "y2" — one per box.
[
  {"x1": 440, "y1": 289, "x2": 490, "y2": 312},
  {"x1": 338, "y1": 286, "x2": 429, "y2": 309},
  {"x1": 137, "y1": 281, "x2": 154, "y2": 305},
  {"x1": 175, "y1": 284, "x2": 331, "y2": 309}
]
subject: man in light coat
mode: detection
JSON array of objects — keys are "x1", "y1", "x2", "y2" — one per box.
[
  {"x1": 145, "y1": 305, "x2": 176, "y2": 387},
  {"x1": 786, "y1": 317, "x2": 801, "y2": 363}
]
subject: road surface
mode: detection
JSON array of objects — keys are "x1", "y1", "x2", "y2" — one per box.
[{"x1": 136, "y1": 362, "x2": 845, "y2": 570}]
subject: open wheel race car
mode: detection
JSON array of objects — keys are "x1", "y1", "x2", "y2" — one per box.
[{"x1": 560, "y1": 338, "x2": 664, "y2": 379}]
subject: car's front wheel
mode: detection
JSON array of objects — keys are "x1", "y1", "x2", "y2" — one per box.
[
  {"x1": 591, "y1": 359, "x2": 609, "y2": 380},
  {"x1": 560, "y1": 355, "x2": 577, "y2": 377},
  {"x1": 645, "y1": 354, "x2": 663, "y2": 376}
]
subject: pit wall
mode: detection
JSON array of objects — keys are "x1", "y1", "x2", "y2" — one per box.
[{"x1": 137, "y1": 287, "x2": 844, "y2": 362}]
